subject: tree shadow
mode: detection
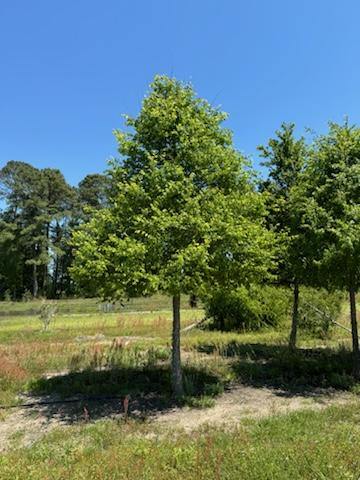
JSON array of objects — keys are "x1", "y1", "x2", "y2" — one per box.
[
  {"x1": 24, "y1": 365, "x2": 222, "y2": 424},
  {"x1": 197, "y1": 341, "x2": 355, "y2": 394}
]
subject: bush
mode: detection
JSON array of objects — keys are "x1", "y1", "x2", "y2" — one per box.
[
  {"x1": 204, "y1": 285, "x2": 344, "y2": 336},
  {"x1": 38, "y1": 302, "x2": 58, "y2": 331},
  {"x1": 204, "y1": 285, "x2": 290, "y2": 331},
  {"x1": 3, "y1": 290, "x2": 12, "y2": 302},
  {"x1": 298, "y1": 287, "x2": 344, "y2": 338},
  {"x1": 22, "y1": 290, "x2": 33, "y2": 302}
]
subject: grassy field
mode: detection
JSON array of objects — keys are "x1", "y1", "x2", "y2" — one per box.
[
  {"x1": 0, "y1": 294, "x2": 198, "y2": 317},
  {"x1": 1, "y1": 404, "x2": 360, "y2": 479},
  {"x1": 0, "y1": 296, "x2": 359, "y2": 478},
  {"x1": 0, "y1": 304, "x2": 204, "y2": 405}
]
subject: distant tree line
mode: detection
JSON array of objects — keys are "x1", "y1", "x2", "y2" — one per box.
[{"x1": 0, "y1": 162, "x2": 109, "y2": 299}]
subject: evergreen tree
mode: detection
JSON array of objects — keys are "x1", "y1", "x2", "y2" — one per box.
[{"x1": 0, "y1": 161, "x2": 76, "y2": 298}]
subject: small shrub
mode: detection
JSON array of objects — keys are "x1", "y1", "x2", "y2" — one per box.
[
  {"x1": 4, "y1": 290, "x2": 12, "y2": 302},
  {"x1": 351, "y1": 383, "x2": 360, "y2": 395},
  {"x1": 38, "y1": 302, "x2": 58, "y2": 331},
  {"x1": 22, "y1": 290, "x2": 33, "y2": 302},
  {"x1": 204, "y1": 382, "x2": 224, "y2": 396}
]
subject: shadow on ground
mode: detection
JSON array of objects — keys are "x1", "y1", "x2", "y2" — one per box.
[
  {"x1": 197, "y1": 341, "x2": 356, "y2": 393},
  {"x1": 21, "y1": 342, "x2": 358, "y2": 425},
  {"x1": 24, "y1": 365, "x2": 221, "y2": 424}
]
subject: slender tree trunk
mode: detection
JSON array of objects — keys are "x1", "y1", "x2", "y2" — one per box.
[
  {"x1": 171, "y1": 294, "x2": 184, "y2": 398},
  {"x1": 52, "y1": 222, "x2": 61, "y2": 298},
  {"x1": 289, "y1": 280, "x2": 299, "y2": 350},
  {"x1": 43, "y1": 222, "x2": 50, "y2": 297},
  {"x1": 59, "y1": 255, "x2": 65, "y2": 295},
  {"x1": 43, "y1": 264, "x2": 48, "y2": 296},
  {"x1": 52, "y1": 256, "x2": 59, "y2": 298},
  {"x1": 349, "y1": 286, "x2": 360, "y2": 378},
  {"x1": 33, "y1": 264, "x2": 38, "y2": 298}
]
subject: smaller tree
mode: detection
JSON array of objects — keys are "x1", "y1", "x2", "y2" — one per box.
[
  {"x1": 300, "y1": 122, "x2": 360, "y2": 376},
  {"x1": 39, "y1": 301, "x2": 58, "y2": 331},
  {"x1": 258, "y1": 123, "x2": 308, "y2": 349}
]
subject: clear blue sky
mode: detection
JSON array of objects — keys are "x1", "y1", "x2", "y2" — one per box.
[{"x1": 1, "y1": 0, "x2": 360, "y2": 186}]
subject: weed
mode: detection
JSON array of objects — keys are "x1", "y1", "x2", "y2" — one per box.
[
  {"x1": 39, "y1": 302, "x2": 58, "y2": 332},
  {"x1": 183, "y1": 395, "x2": 216, "y2": 408}
]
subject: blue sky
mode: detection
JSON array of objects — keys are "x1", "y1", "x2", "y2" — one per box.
[{"x1": 1, "y1": 0, "x2": 360, "y2": 186}]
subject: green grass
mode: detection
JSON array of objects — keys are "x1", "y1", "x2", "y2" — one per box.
[
  {"x1": 0, "y1": 294, "x2": 354, "y2": 408},
  {"x1": 0, "y1": 307, "x2": 204, "y2": 406},
  {"x1": 0, "y1": 295, "x2": 359, "y2": 479},
  {"x1": 1, "y1": 403, "x2": 360, "y2": 479},
  {"x1": 0, "y1": 309, "x2": 204, "y2": 344},
  {"x1": 0, "y1": 294, "x2": 198, "y2": 317}
]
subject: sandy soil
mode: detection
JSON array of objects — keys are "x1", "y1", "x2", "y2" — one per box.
[
  {"x1": 0, "y1": 383, "x2": 356, "y2": 452},
  {"x1": 154, "y1": 384, "x2": 355, "y2": 431}
]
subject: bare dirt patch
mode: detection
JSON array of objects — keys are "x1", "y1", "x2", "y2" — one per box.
[
  {"x1": 0, "y1": 384, "x2": 356, "y2": 452},
  {"x1": 154, "y1": 384, "x2": 356, "y2": 431}
]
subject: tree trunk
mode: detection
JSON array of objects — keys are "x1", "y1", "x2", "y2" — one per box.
[
  {"x1": 43, "y1": 222, "x2": 50, "y2": 297},
  {"x1": 349, "y1": 286, "x2": 360, "y2": 378},
  {"x1": 289, "y1": 281, "x2": 299, "y2": 350},
  {"x1": 52, "y1": 256, "x2": 59, "y2": 298},
  {"x1": 52, "y1": 222, "x2": 61, "y2": 298},
  {"x1": 171, "y1": 294, "x2": 184, "y2": 398},
  {"x1": 43, "y1": 264, "x2": 48, "y2": 297},
  {"x1": 33, "y1": 263, "x2": 38, "y2": 298},
  {"x1": 189, "y1": 294, "x2": 197, "y2": 308}
]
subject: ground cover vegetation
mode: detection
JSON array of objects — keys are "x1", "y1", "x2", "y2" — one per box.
[
  {"x1": 1, "y1": 403, "x2": 360, "y2": 480},
  {"x1": 0, "y1": 302, "x2": 359, "y2": 478}
]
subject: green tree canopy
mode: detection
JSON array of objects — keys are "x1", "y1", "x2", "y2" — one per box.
[
  {"x1": 258, "y1": 123, "x2": 309, "y2": 348},
  {"x1": 78, "y1": 173, "x2": 110, "y2": 213},
  {"x1": 0, "y1": 161, "x2": 76, "y2": 298},
  {"x1": 71, "y1": 75, "x2": 276, "y2": 396},
  {"x1": 298, "y1": 122, "x2": 360, "y2": 374}
]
